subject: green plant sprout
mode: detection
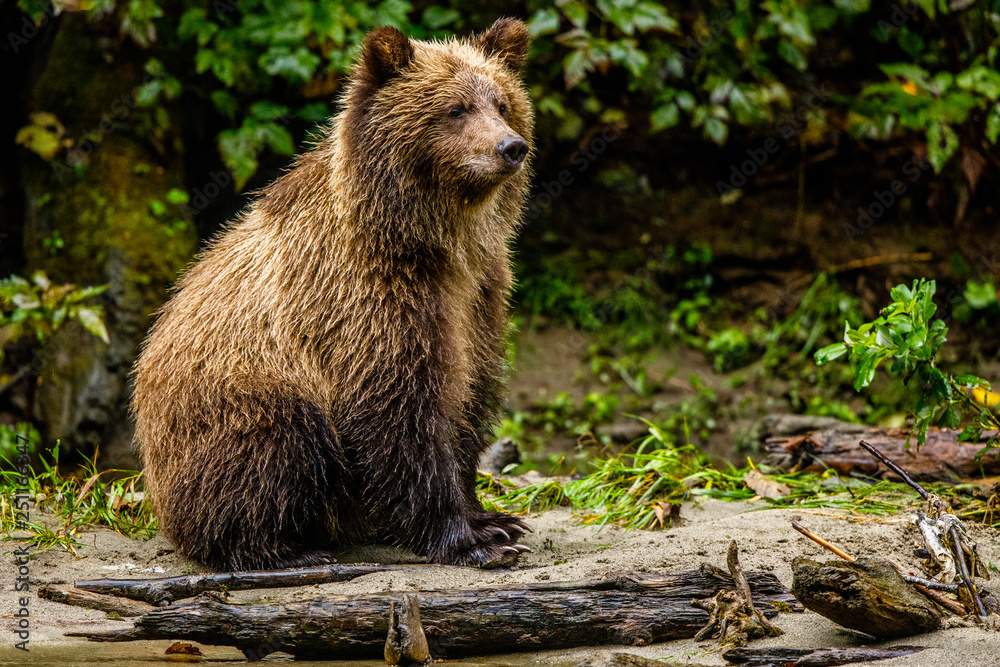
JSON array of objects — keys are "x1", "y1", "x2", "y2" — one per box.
[{"x1": 815, "y1": 279, "x2": 999, "y2": 449}]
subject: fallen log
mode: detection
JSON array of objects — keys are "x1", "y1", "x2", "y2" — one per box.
[
  {"x1": 791, "y1": 556, "x2": 944, "y2": 639},
  {"x1": 722, "y1": 645, "x2": 926, "y2": 666},
  {"x1": 68, "y1": 569, "x2": 800, "y2": 660},
  {"x1": 74, "y1": 564, "x2": 396, "y2": 605},
  {"x1": 761, "y1": 422, "x2": 1000, "y2": 482}
]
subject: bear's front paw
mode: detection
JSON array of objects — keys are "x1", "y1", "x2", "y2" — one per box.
[
  {"x1": 427, "y1": 512, "x2": 532, "y2": 568},
  {"x1": 471, "y1": 511, "x2": 532, "y2": 545},
  {"x1": 447, "y1": 540, "x2": 532, "y2": 569}
]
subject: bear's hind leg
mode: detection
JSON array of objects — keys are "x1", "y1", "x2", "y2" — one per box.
[{"x1": 158, "y1": 396, "x2": 348, "y2": 572}]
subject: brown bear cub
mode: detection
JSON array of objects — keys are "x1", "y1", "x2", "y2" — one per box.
[{"x1": 132, "y1": 19, "x2": 534, "y2": 571}]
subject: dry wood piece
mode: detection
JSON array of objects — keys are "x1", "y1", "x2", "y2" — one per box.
[
  {"x1": 39, "y1": 584, "x2": 155, "y2": 617},
  {"x1": 384, "y1": 594, "x2": 429, "y2": 666},
  {"x1": 791, "y1": 519, "x2": 966, "y2": 615},
  {"x1": 67, "y1": 570, "x2": 799, "y2": 660},
  {"x1": 859, "y1": 439, "x2": 991, "y2": 619},
  {"x1": 74, "y1": 564, "x2": 396, "y2": 605},
  {"x1": 693, "y1": 541, "x2": 783, "y2": 646},
  {"x1": 791, "y1": 556, "x2": 944, "y2": 639},
  {"x1": 761, "y1": 423, "x2": 1000, "y2": 482},
  {"x1": 723, "y1": 645, "x2": 926, "y2": 666}
]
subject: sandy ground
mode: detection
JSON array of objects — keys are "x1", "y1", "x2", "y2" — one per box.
[{"x1": 2, "y1": 498, "x2": 998, "y2": 666}]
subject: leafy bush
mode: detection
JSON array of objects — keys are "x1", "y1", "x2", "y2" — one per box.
[
  {"x1": 16, "y1": 0, "x2": 996, "y2": 191},
  {"x1": 816, "y1": 279, "x2": 999, "y2": 448},
  {"x1": 0, "y1": 272, "x2": 109, "y2": 351}
]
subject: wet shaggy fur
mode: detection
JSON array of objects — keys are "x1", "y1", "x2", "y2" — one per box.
[{"x1": 132, "y1": 19, "x2": 535, "y2": 571}]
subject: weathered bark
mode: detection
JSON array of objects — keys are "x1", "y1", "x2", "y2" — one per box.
[
  {"x1": 69, "y1": 570, "x2": 800, "y2": 660},
  {"x1": 20, "y1": 13, "x2": 196, "y2": 466},
  {"x1": 761, "y1": 422, "x2": 1000, "y2": 481},
  {"x1": 574, "y1": 654, "x2": 673, "y2": 667},
  {"x1": 39, "y1": 584, "x2": 154, "y2": 617},
  {"x1": 722, "y1": 645, "x2": 927, "y2": 666},
  {"x1": 75, "y1": 564, "x2": 398, "y2": 605},
  {"x1": 791, "y1": 557, "x2": 944, "y2": 639}
]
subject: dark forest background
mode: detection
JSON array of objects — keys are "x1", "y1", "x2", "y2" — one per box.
[{"x1": 1, "y1": 0, "x2": 998, "y2": 474}]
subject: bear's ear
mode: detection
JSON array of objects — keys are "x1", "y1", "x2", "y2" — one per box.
[
  {"x1": 476, "y1": 18, "x2": 530, "y2": 70},
  {"x1": 358, "y1": 26, "x2": 414, "y2": 88}
]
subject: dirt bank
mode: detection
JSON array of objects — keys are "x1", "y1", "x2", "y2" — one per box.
[{"x1": 2, "y1": 498, "x2": 997, "y2": 666}]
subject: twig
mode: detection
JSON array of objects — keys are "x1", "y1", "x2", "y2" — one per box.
[
  {"x1": 859, "y1": 440, "x2": 987, "y2": 618},
  {"x1": 788, "y1": 253, "x2": 934, "y2": 290},
  {"x1": 791, "y1": 521, "x2": 854, "y2": 562},
  {"x1": 858, "y1": 440, "x2": 931, "y2": 502}
]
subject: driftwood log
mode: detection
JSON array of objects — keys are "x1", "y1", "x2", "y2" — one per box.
[
  {"x1": 722, "y1": 645, "x2": 926, "y2": 666},
  {"x1": 760, "y1": 418, "x2": 999, "y2": 481},
  {"x1": 791, "y1": 557, "x2": 944, "y2": 639},
  {"x1": 74, "y1": 564, "x2": 396, "y2": 605},
  {"x1": 69, "y1": 570, "x2": 799, "y2": 660}
]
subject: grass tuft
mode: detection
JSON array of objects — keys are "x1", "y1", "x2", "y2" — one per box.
[{"x1": 2, "y1": 443, "x2": 157, "y2": 556}]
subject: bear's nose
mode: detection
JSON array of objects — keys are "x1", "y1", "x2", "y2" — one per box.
[{"x1": 497, "y1": 136, "x2": 528, "y2": 168}]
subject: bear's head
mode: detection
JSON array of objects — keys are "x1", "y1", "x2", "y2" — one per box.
[{"x1": 341, "y1": 18, "x2": 534, "y2": 203}]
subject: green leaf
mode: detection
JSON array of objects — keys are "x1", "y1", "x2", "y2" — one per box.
[
  {"x1": 987, "y1": 105, "x2": 1000, "y2": 144},
  {"x1": 563, "y1": 2, "x2": 589, "y2": 29},
  {"x1": 149, "y1": 199, "x2": 167, "y2": 216},
  {"x1": 259, "y1": 46, "x2": 320, "y2": 83},
  {"x1": 937, "y1": 404, "x2": 960, "y2": 429},
  {"x1": 926, "y1": 120, "x2": 959, "y2": 173},
  {"x1": 166, "y1": 188, "x2": 190, "y2": 205},
  {"x1": 421, "y1": 6, "x2": 460, "y2": 30},
  {"x1": 814, "y1": 343, "x2": 848, "y2": 365},
  {"x1": 954, "y1": 374, "x2": 991, "y2": 389},
  {"x1": 250, "y1": 101, "x2": 291, "y2": 122},
  {"x1": 833, "y1": 0, "x2": 870, "y2": 13},
  {"x1": 134, "y1": 80, "x2": 161, "y2": 107},
  {"x1": 650, "y1": 103, "x2": 679, "y2": 132},
  {"x1": 910, "y1": 0, "x2": 936, "y2": 18},
  {"x1": 703, "y1": 117, "x2": 728, "y2": 145},
  {"x1": 218, "y1": 130, "x2": 257, "y2": 192},
  {"x1": 66, "y1": 285, "x2": 108, "y2": 303},
  {"x1": 76, "y1": 307, "x2": 110, "y2": 344},
  {"x1": 210, "y1": 91, "x2": 239, "y2": 121},
  {"x1": 258, "y1": 123, "x2": 296, "y2": 156},
  {"x1": 563, "y1": 49, "x2": 591, "y2": 88},
  {"x1": 777, "y1": 39, "x2": 807, "y2": 71},
  {"x1": 632, "y1": 2, "x2": 679, "y2": 33},
  {"x1": 957, "y1": 425, "x2": 983, "y2": 442},
  {"x1": 527, "y1": 8, "x2": 561, "y2": 37}
]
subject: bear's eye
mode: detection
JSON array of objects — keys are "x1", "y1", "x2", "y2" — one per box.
[
  {"x1": 448, "y1": 106, "x2": 465, "y2": 119},
  {"x1": 498, "y1": 103, "x2": 507, "y2": 117}
]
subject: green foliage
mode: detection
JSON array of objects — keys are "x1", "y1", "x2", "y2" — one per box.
[
  {"x1": 15, "y1": 0, "x2": 994, "y2": 190},
  {"x1": 498, "y1": 389, "x2": 620, "y2": 451},
  {"x1": 0, "y1": 272, "x2": 109, "y2": 353},
  {"x1": 2, "y1": 442, "x2": 157, "y2": 554},
  {"x1": 516, "y1": 241, "x2": 719, "y2": 351},
  {"x1": 0, "y1": 423, "x2": 39, "y2": 462},
  {"x1": 478, "y1": 422, "x2": 942, "y2": 530},
  {"x1": 956, "y1": 279, "x2": 1000, "y2": 326},
  {"x1": 857, "y1": 64, "x2": 1000, "y2": 172},
  {"x1": 816, "y1": 279, "x2": 1000, "y2": 448}
]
